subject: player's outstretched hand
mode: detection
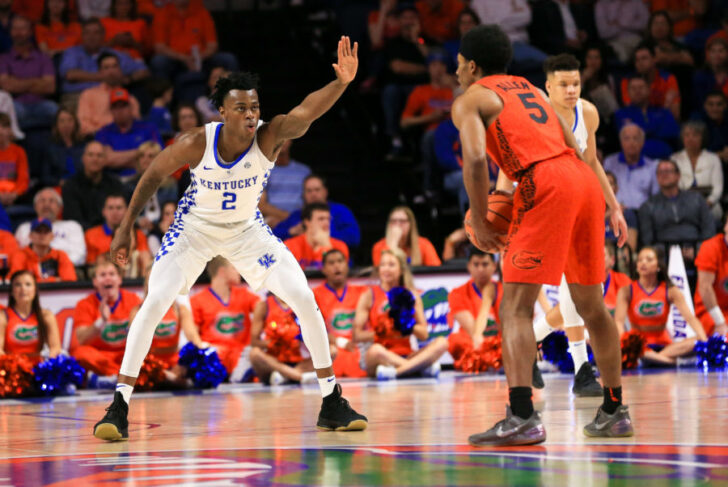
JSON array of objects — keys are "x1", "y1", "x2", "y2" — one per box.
[
  {"x1": 471, "y1": 219, "x2": 507, "y2": 254},
  {"x1": 333, "y1": 36, "x2": 358, "y2": 85},
  {"x1": 110, "y1": 228, "x2": 134, "y2": 268},
  {"x1": 610, "y1": 208, "x2": 629, "y2": 249}
]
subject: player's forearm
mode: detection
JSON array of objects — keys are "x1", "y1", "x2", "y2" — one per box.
[
  {"x1": 462, "y1": 155, "x2": 490, "y2": 221},
  {"x1": 121, "y1": 171, "x2": 164, "y2": 230},
  {"x1": 288, "y1": 79, "x2": 349, "y2": 132},
  {"x1": 699, "y1": 280, "x2": 719, "y2": 310},
  {"x1": 76, "y1": 325, "x2": 99, "y2": 345}
]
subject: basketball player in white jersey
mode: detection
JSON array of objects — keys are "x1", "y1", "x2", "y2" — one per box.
[
  {"x1": 93, "y1": 37, "x2": 367, "y2": 441},
  {"x1": 532, "y1": 54, "x2": 625, "y2": 396}
]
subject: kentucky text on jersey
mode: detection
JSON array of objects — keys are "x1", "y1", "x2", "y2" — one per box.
[{"x1": 196, "y1": 176, "x2": 259, "y2": 191}]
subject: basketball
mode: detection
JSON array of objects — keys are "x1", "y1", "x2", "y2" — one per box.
[{"x1": 464, "y1": 191, "x2": 514, "y2": 250}]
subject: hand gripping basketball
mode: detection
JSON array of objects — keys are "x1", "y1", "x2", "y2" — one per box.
[{"x1": 464, "y1": 191, "x2": 513, "y2": 253}]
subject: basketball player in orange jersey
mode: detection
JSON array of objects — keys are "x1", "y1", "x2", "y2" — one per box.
[
  {"x1": 452, "y1": 25, "x2": 633, "y2": 445},
  {"x1": 694, "y1": 217, "x2": 728, "y2": 336},
  {"x1": 313, "y1": 249, "x2": 367, "y2": 377}
]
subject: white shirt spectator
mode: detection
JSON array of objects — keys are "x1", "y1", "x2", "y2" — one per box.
[
  {"x1": 671, "y1": 149, "x2": 724, "y2": 220},
  {"x1": 555, "y1": 0, "x2": 578, "y2": 42},
  {"x1": 470, "y1": 0, "x2": 532, "y2": 44},
  {"x1": 594, "y1": 0, "x2": 650, "y2": 63},
  {"x1": 15, "y1": 220, "x2": 87, "y2": 266}
]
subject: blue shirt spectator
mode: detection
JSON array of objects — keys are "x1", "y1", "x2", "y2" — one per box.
[
  {"x1": 265, "y1": 140, "x2": 310, "y2": 213},
  {"x1": 603, "y1": 124, "x2": 659, "y2": 210},
  {"x1": 273, "y1": 174, "x2": 360, "y2": 248},
  {"x1": 691, "y1": 91, "x2": 728, "y2": 159}
]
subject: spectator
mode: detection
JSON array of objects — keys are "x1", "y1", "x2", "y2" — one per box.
[
  {"x1": 604, "y1": 170, "x2": 639, "y2": 252},
  {"x1": 645, "y1": 10, "x2": 694, "y2": 70},
  {"x1": 15, "y1": 187, "x2": 87, "y2": 266},
  {"x1": 100, "y1": 0, "x2": 149, "y2": 60},
  {"x1": 0, "y1": 0, "x2": 14, "y2": 54},
  {"x1": 72, "y1": 259, "x2": 142, "y2": 382},
  {"x1": 84, "y1": 192, "x2": 151, "y2": 275},
  {"x1": 353, "y1": 248, "x2": 447, "y2": 380},
  {"x1": 0, "y1": 224, "x2": 17, "y2": 275},
  {"x1": 621, "y1": 43, "x2": 681, "y2": 120},
  {"x1": 35, "y1": 0, "x2": 82, "y2": 59},
  {"x1": 258, "y1": 139, "x2": 311, "y2": 227},
  {"x1": 150, "y1": 0, "x2": 238, "y2": 100},
  {"x1": 43, "y1": 108, "x2": 85, "y2": 186},
  {"x1": 442, "y1": 7, "x2": 479, "y2": 66},
  {"x1": 671, "y1": 120, "x2": 723, "y2": 221},
  {"x1": 59, "y1": 18, "x2": 149, "y2": 105},
  {"x1": 707, "y1": 8, "x2": 728, "y2": 45},
  {"x1": 367, "y1": 0, "x2": 400, "y2": 53},
  {"x1": 529, "y1": 0, "x2": 586, "y2": 56},
  {"x1": 693, "y1": 90, "x2": 728, "y2": 162},
  {"x1": 62, "y1": 140, "x2": 124, "y2": 229},
  {"x1": 77, "y1": 52, "x2": 141, "y2": 137},
  {"x1": 0, "y1": 270, "x2": 61, "y2": 359},
  {"x1": 145, "y1": 77, "x2": 173, "y2": 139},
  {"x1": 693, "y1": 217, "x2": 728, "y2": 336},
  {"x1": 594, "y1": 0, "x2": 649, "y2": 64},
  {"x1": 692, "y1": 37, "x2": 728, "y2": 110},
  {"x1": 603, "y1": 124, "x2": 659, "y2": 210},
  {"x1": 414, "y1": 0, "x2": 464, "y2": 44},
  {"x1": 650, "y1": 0, "x2": 706, "y2": 38},
  {"x1": 147, "y1": 200, "x2": 175, "y2": 256},
  {"x1": 8, "y1": 218, "x2": 77, "y2": 282},
  {"x1": 442, "y1": 225, "x2": 469, "y2": 262},
  {"x1": 614, "y1": 76, "x2": 680, "y2": 159},
  {"x1": 168, "y1": 102, "x2": 202, "y2": 183},
  {"x1": 95, "y1": 87, "x2": 163, "y2": 179},
  {"x1": 273, "y1": 175, "x2": 361, "y2": 248},
  {"x1": 580, "y1": 44, "x2": 619, "y2": 120},
  {"x1": 0, "y1": 112, "x2": 27, "y2": 208},
  {"x1": 189, "y1": 256, "x2": 261, "y2": 377},
  {"x1": 0, "y1": 16, "x2": 57, "y2": 130},
  {"x1": 638, "y1": 159, "x2": 715, "y2": 249},
  {"x1": 469, "y1": 0, "x2": 547, "y2": 75},
  {"x1": 284, "y1": 203, "x2": 349, "y2": 270},
  {"x1": 195, "y1": 65, "x2": 227, "y2": 123},
  {"x1": 372, "y1": 205, "x2": 441, "y2": 267}
]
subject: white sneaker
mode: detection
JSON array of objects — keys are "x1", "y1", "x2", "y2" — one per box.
[
  {"x1": 269, "y1": 371, "x2": 286, "y2": 386},
  {"x1": 376, "y1": 365, "x2": 397, "y2": 381},
  {"x1": 422, "y1": 362, "x2": 441, "y2": 378},
  {"x1": 300, "y1": 371, "x2": 318, "y2": 384}
]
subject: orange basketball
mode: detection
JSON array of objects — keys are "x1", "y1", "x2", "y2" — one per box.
[{"x1": 464, "y1": 191, "x2": 514, "y2": 251}]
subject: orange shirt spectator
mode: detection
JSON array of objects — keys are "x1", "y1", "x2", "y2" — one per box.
[
  {"x1": 100, "y1": 17, "x2": 149, "y2": 60},
  {"x1": 400, "y1": 84, "x2": 453, "y2": 131},
  {"x1": 415, "y1": 0, "x2": 464, "y2": 43},
  {"x1": 77, "y1": 82, "x2": 141, "y2": 136},
  {"x1": 0, "y1": 229, "x2": 18, "y2": 258},
  {"x1": 35, "y1": 21, "x2": 82, "y2": 53},
  {"x1": 9, "y1": 247, "x2": 77, "y2": 282},
  {"x1": 152, "y1": 2, "x2": 217, "y2": 57},
  {"x1": 73, "y1": 290, "x2": 142, "y2": 352},
  {"x1": 372, "y1": 237, "x2": 441, "y2": 267},
  {"x1": 620, "y1": 69, "x2": 680, "y2": 111},
  {"x1": 0, "y1": 143, "x2": 29, "y2": 196},
  {"x1": 84, "y1": 224, "x2": 148, "y2": 265},
  {"x1": 285, "y1": 234, "x2": 349, "y2": 270},
  {"x1": 448, "y1": 278, "x2": 503, "y2": 334},
  {"x1": 13, "y1": 0, "x2": 76, "y2": 23},
  {"x1": 650, "y1": 0, "x2": 697, "y2": 37}
]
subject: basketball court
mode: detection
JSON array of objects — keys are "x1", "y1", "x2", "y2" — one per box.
[{"x1": 1, "y1": 369, "x2": 726, "y2": 486}]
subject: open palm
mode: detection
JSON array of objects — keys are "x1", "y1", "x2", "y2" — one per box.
[{"x1": 333, "y1": 36, "x2": 358, "y2": 84}]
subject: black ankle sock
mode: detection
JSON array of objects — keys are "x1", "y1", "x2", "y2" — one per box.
[
  {"x1": 509, "y1": 386, "x2": 534, "y2": 419},
  {"x1": 602, "y1": 386, "x2": 622, "y2": 414}
]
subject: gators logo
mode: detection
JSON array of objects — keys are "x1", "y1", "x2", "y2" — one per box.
[
  {"x1": 101, "y1": 321, "x2": 130, "y2": 343},
  {"x1": 331, "y1": 311, "x2": 355, "y2": 332},
  {"x1": 511, "y1": 250, "x2": 544, "y2": 270},
  {"x1": 13, "y1": 325, "x2": 38, "y2": 342},
  {"x1": 215, "y1": 315, "x2": 244, "y2": 335},
  {"x1": 154, "y1": 321, "x2": 178, "y2": 338},
  {"x1": 637, "y1": 301, "x2": 664, "y2": 317}
]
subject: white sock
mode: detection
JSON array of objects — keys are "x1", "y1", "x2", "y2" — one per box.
[
  {"x1": 116, "y1": 383, "x2": 133, "y2": 405},
  {"x1": 569, "y1": 340, "x2": 588, "y2": 373},
  {"x1": 318, "y1": 375, "x2": 336, "y2": 398},
  {"x1": 533, "y1": 315, "x2": 554, "y2": 342}
]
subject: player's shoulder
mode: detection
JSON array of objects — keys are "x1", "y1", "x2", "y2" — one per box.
[{"x1": 169, "y1": 126, "x2": 207, "y2": 157}]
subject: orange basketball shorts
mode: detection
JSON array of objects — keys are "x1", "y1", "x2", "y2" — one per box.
[{"x1": 502, "y1": 154, "x2": 606, "y2": 286}]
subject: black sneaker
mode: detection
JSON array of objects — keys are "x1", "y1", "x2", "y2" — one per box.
[
  {"x1": 572, "y1": 363, "x2": 602, "y2": 397},
  {"x1": 93, "y1": 391, "x2": 129, "y2": 441},
  {"x1": 317, "y1": 384, "x2": 368, "y2": 431},
  {"x1": 469, "y1": 406, "x2": 546, "y2": 447},
  {"x1": 584, "y1": 405, "x2": 634, "y2": 438},
  {"x1": 532, "y1": 361, "x2": 545, "y2": 389}
]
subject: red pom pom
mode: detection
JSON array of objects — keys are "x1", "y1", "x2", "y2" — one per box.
[
  {"x1": 620, "y1": 330, "x2": 645, "y2": 370},
  {"x1": 448, "y1": 331, "x2": 474, "y2": 360},
  {"x1": 452, "y1": 334, "x2": 503, "y2": 373},
  {"x1": 0, "y1": 354, "x2": 35, "y2": 398},
  {"x1": 135, "y1": 354, "x2": 167, "y2": 391},
  {"x1": 266, "y1": 315, "x2": 303, "y2": 363}
]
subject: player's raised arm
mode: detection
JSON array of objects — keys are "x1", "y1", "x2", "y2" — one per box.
[
  {"x1": 111, "y1": 128, "x2": 206, "y2": 267},
  {"x1": 260, "y1": 36, "x2": 358, "y2": 152}
]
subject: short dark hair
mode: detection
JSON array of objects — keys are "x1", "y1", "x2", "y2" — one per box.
[
  {"x1": 104, "y1": 191, "x2": 127, "y2": 205},
  {"x1": 458, "y1": 7, "x2": 480, "y2": 25},
  {"x1": 634, "y1": 41, "x2": 655, "y2": 57},
  {"x1": 82, "y1": 17, "x2": 104, "y2": 30},
  {"x1": 705, "y1": 89, "x2": 727, "y2": 102},
  {"x1": 322, "y1": 249, "x2": 346, "y2": 265},
  {"x1": 657, "y1": 159, "x2": 680, "y2": 174},
  {"x1": 467, "y1": 246, "x2": 494, "y2": 262},
  {"x1": 302, "y1": 202, "x2": 330, "y2": 221},
  {"x1": 543, "y1": 53, "x2": 580, "y2": 75},
  {"x1": 459, "y1": 25, "x2": 512, "y2": 76},
  {"x1": 97, "y1": 52, "x2": 119, "y2": 69},
  {"x1": 304, "y1": 173, "x2": 327, "y2": 188},
  {"x1": 209, "y1": 71, "x2": 259, "y2": 109}
]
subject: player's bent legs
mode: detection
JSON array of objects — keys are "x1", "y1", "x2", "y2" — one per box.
[
  {"x1": 364, "y1": 343, "x2": 408, "y2": 376},
  {"x1": 500, "y1": 283, "x2": 542, "y2": 388},
  {"x1": 568, "y1": 283, "x2": 621, "y2": 388},
  {"x1": 393, "y1": 337, "x2": 448, "y2": 377}
]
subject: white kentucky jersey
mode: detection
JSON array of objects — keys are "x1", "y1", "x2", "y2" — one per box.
[
  {"x1": 572, "y1": 98, "x2": 588, "y2": 154},
  {"x1": 180, "y1": 122, "x2": 275, "y2": 224}
]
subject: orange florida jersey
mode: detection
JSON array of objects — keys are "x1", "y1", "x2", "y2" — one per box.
[
  {"x1": 151, "y1": 305, "x2": 180, "y2": 350},
  {"x1": 191, "y1": 286, "x2": 259, "y2": 347},
  {"x1": 72, "y1": 290, "x2": 142, "y2": 351},
  {"x1": 3, "y1": 307, "x2": 40, "y2": 354},
  {"x1": 369, "y1": 286, "x2": 412, "y2": 356},
  {"x1": 693, "y1": 234, "x2": 728, "y2": 333},
  {"x1": 448, "y1": 279, "x2": 503, "y2": 336},
  {"x1": 603, "y1": 270, "x2": 631, "y2": 315},
  {"x1": 627, "y1": 281, "x2": 670, "y2": 334},
  {"x1": 313, "y1": 283, "x2": 366, "y2": 339},
  {"x1": 475, "y1": 75, "x2": 573, "y2": 181}
]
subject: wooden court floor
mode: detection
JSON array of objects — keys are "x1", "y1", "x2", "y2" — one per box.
[{"x1": 0, "y1": 369, "x2": 727, "y2": 486}]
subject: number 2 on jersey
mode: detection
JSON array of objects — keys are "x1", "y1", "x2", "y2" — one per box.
[
  {"x1": 517, "y1": 93, "x2": 548, "y2": 124},
  {"x1": 222, "y1": 192, "x2": 236, "y2": 210}
]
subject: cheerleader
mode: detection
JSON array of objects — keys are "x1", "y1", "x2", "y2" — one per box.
[
  {"x1": 354, "y1": 248, "x2": 448, "y2": 380},
  {"x1": 615, "y1": 247, "x2": 707, "y2": 365}
]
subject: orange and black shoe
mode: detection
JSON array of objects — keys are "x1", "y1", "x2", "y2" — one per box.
[
  {"x1": 93, "y1": 391, "x2": 129, "y2": 441},
  {"x1": 317, "y1": 384, "x2": 368, "y2": 431}
]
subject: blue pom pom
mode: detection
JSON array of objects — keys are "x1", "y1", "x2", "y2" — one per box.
[
  {"x1": 178, "y1": 343, "x2": 228, "y2": 388},
  {"x1": 540, "y1": 331, "x2": 595, "y2": 373},
  {"x1": 694, "y1": 335, "x2": 728, "y2": 371},
  {"x1": 387, "y1": 287, "x2": 416, "y2": 335},
  {"x1": 33, "y1": 355, "x2": 86, "y2": 396}
]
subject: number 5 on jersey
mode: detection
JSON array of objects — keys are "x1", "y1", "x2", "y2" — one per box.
[
  {"x1": 517, "y1": 93, "x2": 548, "y2": 124},
  {"x1": 222, "y1": 192, "x2": 236, "y2": 210}
]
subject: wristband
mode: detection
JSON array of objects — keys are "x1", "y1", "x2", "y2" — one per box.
[
  {"x1": 336, "y1": 336, "x2": 350, "y2": 349},
  {"x1": 709, "y1": 306, "x2": 726, "y2": 326}
]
